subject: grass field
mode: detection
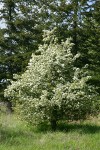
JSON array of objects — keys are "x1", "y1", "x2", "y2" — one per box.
[{"x1": 0, "y1": 112, "x2": 100, "y2": 150}]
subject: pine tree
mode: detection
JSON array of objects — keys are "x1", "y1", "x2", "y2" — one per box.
[
  {"x1": 0, "y1": 0, "x2": 100, "y2": 105},
  {"x1": 0, "y1": 0, "x2": 16, "y2": 105},
  {"x1": 78, "y1": 0, "x2": 100, "y2": 90},
  {"x1": 0, "y1": 0, "x2": 43, "y2": 105}
]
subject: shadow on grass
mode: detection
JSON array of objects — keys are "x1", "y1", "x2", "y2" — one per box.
[
  {"x1": 35, "y1": 122, "x2": 100, "y2": 134},
  {"x1": 0, "y1": 122, "x2": 100, "y2": 145},
  {"x1": 57, "y1": 123, "x2": 100, "y2": 134}
]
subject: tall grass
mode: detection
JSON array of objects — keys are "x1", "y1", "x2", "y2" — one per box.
[{"x1": 0, "y1": 111, "x2": 100, "y2": 150}]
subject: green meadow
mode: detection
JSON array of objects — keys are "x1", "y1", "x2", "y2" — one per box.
[{"x1": 0, "y1": 112, "x2": 100, "y2": 150}]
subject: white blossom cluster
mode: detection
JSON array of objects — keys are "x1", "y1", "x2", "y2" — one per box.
[{"x1": 4, "y1": 29, "x2": 99, "y2": 125}]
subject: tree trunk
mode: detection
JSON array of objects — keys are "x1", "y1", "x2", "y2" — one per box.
[
  {"x1": 6, "y1": 101, "x2": 13, "y2": 113},
  {"x1": 51, "y1": 119, "x2": 57, "y2": 131}
]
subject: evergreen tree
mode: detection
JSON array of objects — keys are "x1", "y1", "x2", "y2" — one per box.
[
  {"x1": 0, "y1": 0, "x2": 16, "y2": 104},
  {"x1": 0, "y1": 0, "x2": 43, "y2": 104},
  {"x1": 0, "y1": 0, "x2": 100, "y2": 104},
  {"x1": 78, "y1": 0, "x2": 100, "y2": 91}
]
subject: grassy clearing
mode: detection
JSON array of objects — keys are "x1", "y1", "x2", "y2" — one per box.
[{"x1": 0, "y1": 112, "x2": 100, "y2": 150}]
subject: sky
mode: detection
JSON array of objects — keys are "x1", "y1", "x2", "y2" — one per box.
[
  {"x1": 0, "y1": 3, "x2": 5, "y2": 28},
  {"x1": 0, "y1": 21, "x2": 5, "y2": 28}
]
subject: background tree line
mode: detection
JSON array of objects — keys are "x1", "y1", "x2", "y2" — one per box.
[{"x1": 0, "y1": 0, "x2": 100, "y2": 110}]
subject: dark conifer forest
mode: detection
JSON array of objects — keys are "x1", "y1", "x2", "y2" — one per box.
[{"x1": 0, "y1": 0, "x2": 100, "y2": 104}]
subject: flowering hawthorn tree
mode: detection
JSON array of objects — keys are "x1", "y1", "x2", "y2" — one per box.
[{"x1": 4, "y1": 29, "x2": 99, "y2": 130}]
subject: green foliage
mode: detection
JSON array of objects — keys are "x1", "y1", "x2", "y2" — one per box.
[
  {"x1": 4, "y1": 29, "x2": 99, "y2": 129},
  {"x1": 0, "y1": 0, "x2": 43, "y2": 102},
  {"x1": 1, "y1": 0, "x2": 100, "y2": 102}
]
